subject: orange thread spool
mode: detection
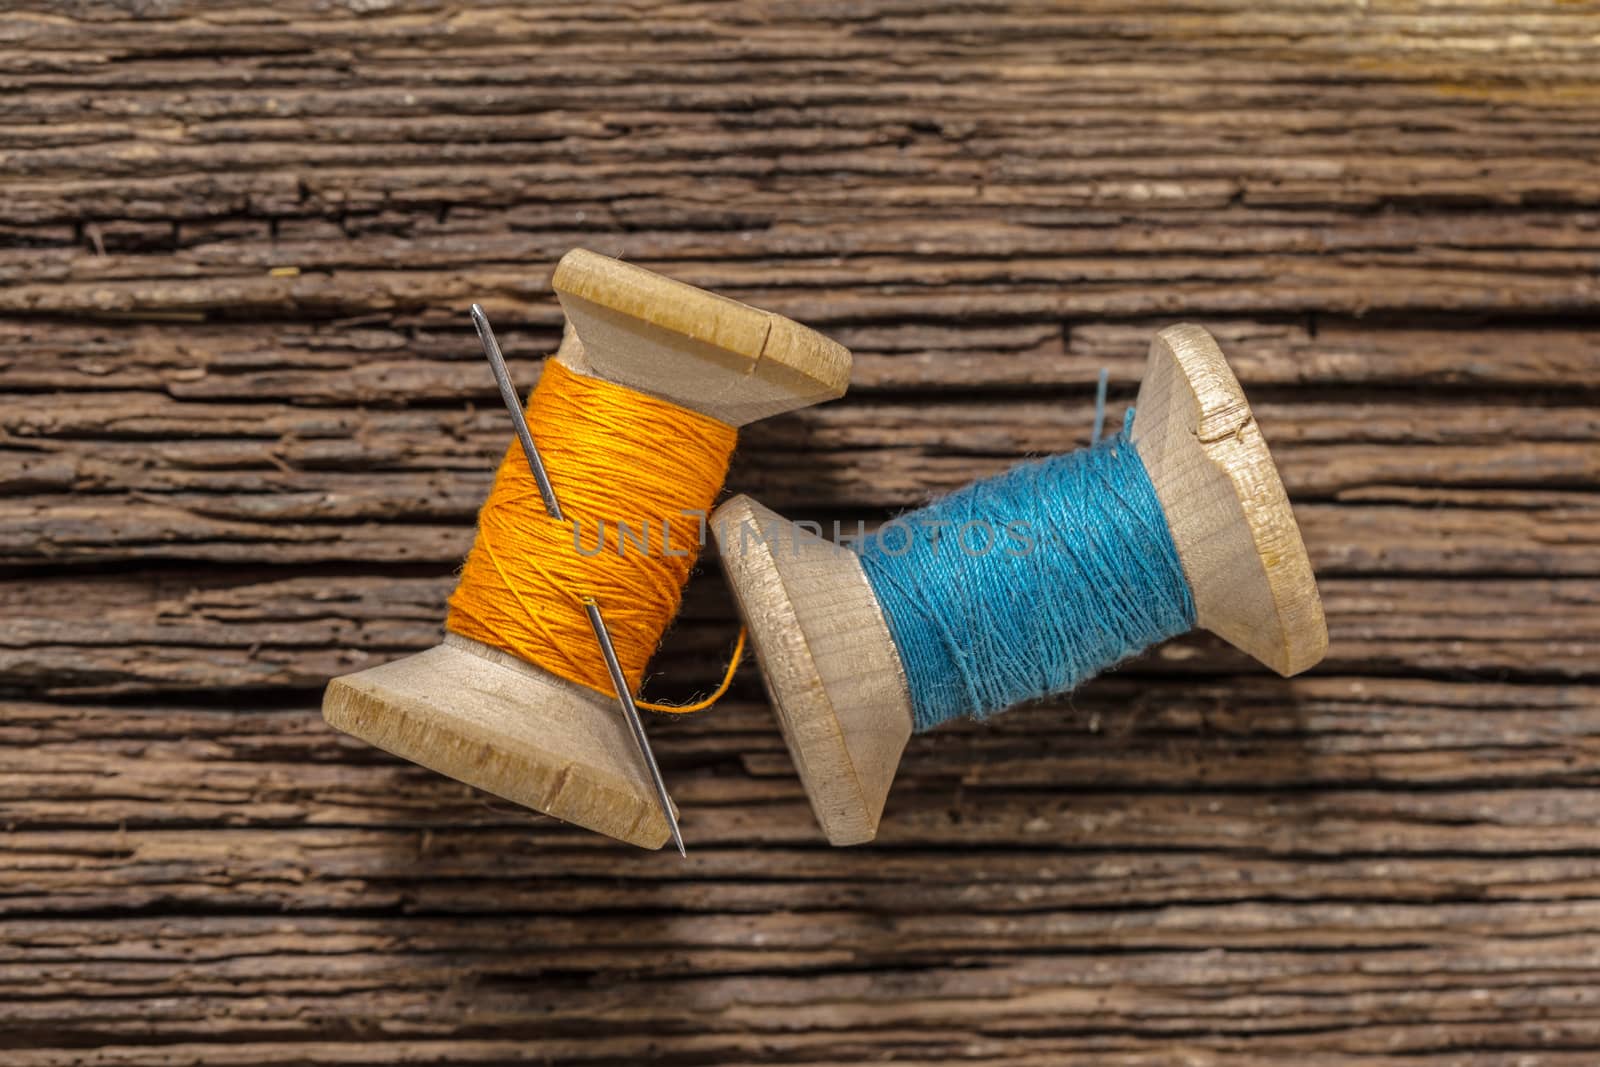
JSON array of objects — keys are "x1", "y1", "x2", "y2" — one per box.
[{"x1": 446, "y1": 359, "x2": 741, "y2": 710}]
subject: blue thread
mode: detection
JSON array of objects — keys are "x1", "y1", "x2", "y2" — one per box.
[
  {"x1": 857, "y1": 417, "x2": 1196, "y2": 732},
  {"x1": 1091, "y1": 367, "x2": 1109, "y2": 443}
]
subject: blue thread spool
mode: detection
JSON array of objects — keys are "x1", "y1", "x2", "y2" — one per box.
[
  {"x1": 857, "y1": 417, "x2": 1197, "y2": 733},
  {"x1": 714, "y1": 325, "x2": 1328, "y2": 846}
]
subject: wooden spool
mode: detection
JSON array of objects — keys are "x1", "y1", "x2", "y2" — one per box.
[
  {"x1": 322, "y1": 249, "x2": 851, "y2": 849},
  {"x1": 713, "y1": 323, "x2": 1328, "y2": 846}
]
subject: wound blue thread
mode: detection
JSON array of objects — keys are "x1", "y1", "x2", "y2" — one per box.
[{"x1": 857, "y1": 416, "x2": 1196, "y2": 732}]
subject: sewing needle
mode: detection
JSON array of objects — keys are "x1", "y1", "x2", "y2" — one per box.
[{"x1": 469, "y1": 303, "x2": 687, "y2": 857}]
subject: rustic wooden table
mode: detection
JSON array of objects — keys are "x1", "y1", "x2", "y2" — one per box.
[{"x1": 4, "y1": 4, "x2": 1598, "y2": 1064}]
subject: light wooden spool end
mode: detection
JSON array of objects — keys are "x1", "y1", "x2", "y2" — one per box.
[
  {"x1": 712, "y1": 323, "x2": 1326, "y2": 846},
  {"x1": 323, "y1": 249, "x2": 851, "y2": 849}
]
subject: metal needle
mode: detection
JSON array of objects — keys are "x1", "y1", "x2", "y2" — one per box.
[
  {"x1": 469, "y1": 303, "x2": 686, "y2": 856},
  {"x1": 473, "y1": 305, "x2": 564, "y2": 521}
]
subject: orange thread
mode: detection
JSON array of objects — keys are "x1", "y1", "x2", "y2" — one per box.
[{"x1": 446, "y1": 358, "x2": 743, "y2": 711}]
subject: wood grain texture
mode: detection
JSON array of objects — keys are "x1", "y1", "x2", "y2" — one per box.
[{"x1": 4, "y1": 1, "x2": 1600, "y2": 1063}]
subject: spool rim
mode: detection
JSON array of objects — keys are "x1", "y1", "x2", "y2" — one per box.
[
  {"x1": 711, "y1": 495, "x2": 913, "y2": 846},
  {"x1": 1130, "y1": 323, "x2": 1328, "y2": 677}
]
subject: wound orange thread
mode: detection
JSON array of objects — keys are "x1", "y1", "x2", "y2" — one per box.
[{"x1": 446, "y1": 358, "x2": 743, "y2": 711}]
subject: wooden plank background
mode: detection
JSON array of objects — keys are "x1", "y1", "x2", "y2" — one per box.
[{"x1": 3, "y1": 2, "x2": 1599, "y2": 1063}]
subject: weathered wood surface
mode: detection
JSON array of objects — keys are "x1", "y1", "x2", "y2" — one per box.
[{"x1": 3, "y1": 2, "x2": 1599, "y2": 1063}]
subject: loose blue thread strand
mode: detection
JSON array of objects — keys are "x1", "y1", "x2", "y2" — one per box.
[
  {"x1": 857, "y1": 414, "x2": 1196, "y2": 733},
  {"x1": 1091, "y1": 367, "x2": 1109, "y2": 444}
]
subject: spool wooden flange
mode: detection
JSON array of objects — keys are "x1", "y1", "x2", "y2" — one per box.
[
  {"x1": 713, "y1": 323, "x2": 1327, "y2": 846},
  {"x1": 322, "y1": 249, "x2": 852, "y2": 849}
]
